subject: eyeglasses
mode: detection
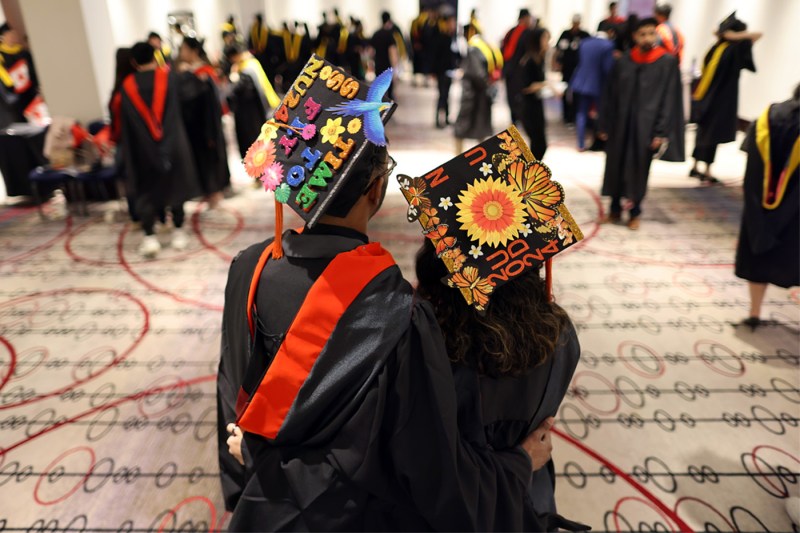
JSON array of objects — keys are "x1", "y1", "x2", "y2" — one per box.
[{"x1": 363, "y1": 155, "x2": 397, "y2": 193}]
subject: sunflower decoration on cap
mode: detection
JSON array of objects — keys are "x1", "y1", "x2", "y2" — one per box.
[
  {"x1": 398, "y1": 125, "x2": 583, "y2": 312},
  {"x1": 242, "y1": 54, "x2": 397, "y2": 258}
]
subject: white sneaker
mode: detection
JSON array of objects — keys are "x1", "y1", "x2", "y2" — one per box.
[
  {"x1": 138, "y1": 235, "x2": 161, "y2": 258},
  {"x1": 787, "y1": 496, "x2": 800, "y2": 527},
  {"x1": 171, "y1": 228, "x2": 189, "y2": 251}
]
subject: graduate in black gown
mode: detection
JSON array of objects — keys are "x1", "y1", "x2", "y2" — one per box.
[
  {"x1": 177, "y1": 37, "x2": 229, "y2": 206},
  {"x1": 518, "y1": 27, "x2": 552, "y2": 160},
  {"x1": 370, "y1": 12, "x2": 399, "y2": 100},
  {"x1": 224, "y1": 43, "x2": 280, "y2": 159},
  {"x1": 0, "y1": 22, "x2": 41, "y2": 125},
  {"x1": 431, "y1": 7, "x2": 459, "y2": 129},
  {"x1": 690, "y1": 12, "x2": 761, "y2": 183},
  {"x1": 119, "y1": 42, "x2": 199, "y2": 258},
  {"x1": 217, "y1": 56, "x2": 554, "y2": 531},
  {"x1": 599, "y1": 17, "x2": 684, "y2": 230},
  {"x1": 402, "y1": 125, "x2": 589, "y2": 532},
  {"x1": 502, "y1": 9, "x2": 535, "y2": 125},
  {"x1": 454, "y1": 32, "x2": 503, "y2": 153},
  {"x1": 734, "y1": 86, "x2": 799, "y2": 329},
  {"x1": 416, "y1": 243, "x2": 584, "y2": 531}
]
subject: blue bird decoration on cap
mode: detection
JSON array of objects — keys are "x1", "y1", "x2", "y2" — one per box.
[{"x1": 327, "y1": 68, "x2": 394, "y2": 146}]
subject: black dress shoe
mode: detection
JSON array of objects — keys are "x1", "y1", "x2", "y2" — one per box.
[
  {"x1": 700, "y1": 174, "x2": 721, "y2": 184},
  {"x1": 689, "y1": 168, "x2": 702, "y2": 178},
  {"x1": 739, "y1": 317, "x2": 761, "y2": 331}
]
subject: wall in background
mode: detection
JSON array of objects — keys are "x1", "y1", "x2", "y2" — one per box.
[{"x1": 6, "y1": 0, "x2": 797, "y2": 122}]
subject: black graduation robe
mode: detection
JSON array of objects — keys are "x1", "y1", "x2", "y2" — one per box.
[
  {"x1": 454, "y1": 43, "x2": 494, "y2": 141},
  {"x1": 0, "y1": 43, "x2": 39, "y2": 121},
  {"x1": 119, "y1": 69, "x2": 200, "y2": 209},
  {"x1": 735, "y1": 98, "x2": 799, "y2": 288},
  {"x1": 691, "y1": 40, "x2": 755, "y2": 151},
  {"x1": 502, "y1": 25, "x2": 531, "y2": 123},
  {"x1": 228, "y1": 58, "x2": 277, "y2": 159},
  {"x1": 177, "y1": 67, "x2": 230, "y2": 196},
  {"x1": 217, "y1": 227, "x2": 544, "y2": 531},
  {"x1": 452, "y1": 322, "x2": 583, "y2": 531},
  {"x1": 600, "y1": 48, "x2": 685, "y2": 203}
]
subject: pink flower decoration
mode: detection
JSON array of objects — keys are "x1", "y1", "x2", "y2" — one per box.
[
  {"x1": 260, "y1": 162, "x2": 284, "y2": 192},
  {"x1": 301, "y1": 124, "x2": 317, "y2": 141}
]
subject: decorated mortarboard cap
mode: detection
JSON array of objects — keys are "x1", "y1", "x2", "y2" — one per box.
[
  {"x1": 242, "y1": 54, "x2": 396, "y2": 258},
  {"x1": 398, "y1": 125, "x2": 582, "y2": 312}
]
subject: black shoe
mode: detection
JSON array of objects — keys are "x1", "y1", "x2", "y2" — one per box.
[
  {"x1": 739, "y1": 317, "x2": 761, "y2": 331},
  {"x1": 700, "y1": 174, "x2": 721, "y2": 184},
  {"x1": 689, "y1": 168, "x2": 702, "y2": 178}
]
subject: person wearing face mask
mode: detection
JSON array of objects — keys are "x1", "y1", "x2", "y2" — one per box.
[{"x1": 597, "y1": 17, "x2": 684, "y2": 230}]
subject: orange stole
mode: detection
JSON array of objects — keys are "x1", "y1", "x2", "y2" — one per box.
[{"x1": 238, "y1": 241, "x2": 397, "y2": 439}]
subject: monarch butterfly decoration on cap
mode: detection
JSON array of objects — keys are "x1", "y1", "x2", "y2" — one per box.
[
  {"x1": 398, "y1": 125, "x2": 583, "y2": 312},
  {"x1": 242, "y1": 54, "x2": 396, "y2": 258}
]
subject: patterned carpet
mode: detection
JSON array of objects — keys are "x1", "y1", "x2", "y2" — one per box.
[{"x1": 0, "y1": 81, "x2": 798, "y2": 531}]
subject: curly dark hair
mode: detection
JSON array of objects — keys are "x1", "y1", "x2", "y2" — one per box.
[{"x1": 415, "y1": 239, "x2": 570, "y2": 377}]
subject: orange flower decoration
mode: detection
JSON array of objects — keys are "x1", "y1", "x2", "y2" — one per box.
[
  {"x1": 456, "y1": 177, "x2": 527, "y2": 247},
  {"x1": 243, "y1": 140, "x2": 276, "y2": 178}
]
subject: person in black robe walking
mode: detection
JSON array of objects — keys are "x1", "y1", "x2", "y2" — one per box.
[
  {"x1": 734, "y1": 85, "x2": 799, "y2": 329},
  {"x1": 119, "y1": 42, "x2": 200, "y2": 258},
  {"x1": 431, "y1": 7, "x2": 459, "y2": 128},
  {"x1": 690, "y1": 12, "x2": 761, "y2": 183},
  {"x1": 177, "y1": 37, "x2": 230, "y2": 207},
  {"x1": 518, "y1": 27, "x2": 552, "y2": 160},
  {"x1": 454, "y1": 33, "x2": 503, "y2": 153},
  {"x1": 370, "y1": 12, "x2": 399, "y2": 100},
  {"x1": 224, "y1": 43, "x2": 280, "y2": 159},
  {"x1": 598, "y1": 17, "x2": 684, "y2": 230},
  {"x1": 502, "y1": 9, "x2": 535, "y2": 125}
]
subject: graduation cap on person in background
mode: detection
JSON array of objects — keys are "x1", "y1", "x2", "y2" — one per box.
[
  {"x1": 718, "y1": 11, "x2": 747, "y2": 34},
  {"x1": 398, "y1": 125, "x2": 583, "y2": 312},
  {"x1": 241, "y1": 54, "x2": 396, "y2": 259}
]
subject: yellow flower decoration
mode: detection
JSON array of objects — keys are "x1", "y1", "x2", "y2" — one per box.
[
  {"x1": 259, "y1": 122, "x2": 278, "y2": 142},
  {"x1": 320, "y1": 117, "x2": 345, "y2": 145},
  {"x1": 347, "y1": 118, "x2": 362, "y2": 134},
  {"x1": 456, "y1": 177, "x2": 527, "y2": 248}
]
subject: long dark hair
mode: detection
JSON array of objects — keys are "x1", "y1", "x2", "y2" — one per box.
[
  {"x1": 112, "y1": 47, "x2": 135, "y2": 95},
  {"x1": 415, "y1": 239, "x2": 570, "y2": 377},
  {"x1": 524, "y1": 27, "x2": 550, "y2": 64}
]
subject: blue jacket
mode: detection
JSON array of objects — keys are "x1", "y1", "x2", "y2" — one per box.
[{"x1": 570, "y1": 36, "x2": 615, "y2": 97}]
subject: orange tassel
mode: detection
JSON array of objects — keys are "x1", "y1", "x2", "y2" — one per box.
[
  {"x1": 545, "y1": 258, "x2": 553, "y2": 302},
  {"x1": 272, "y1": 200, "x2": 284, "y2": 259}
]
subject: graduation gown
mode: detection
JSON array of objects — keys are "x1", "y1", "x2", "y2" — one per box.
[
  {"x1": 0, "y1": 43, "x2": 39, "y2": 121},
  {"x1": 452, "y1": 323, "x2": 582, "y2": 531},
  {"x1": 691, "y1": 40, "x2": 755, "y2": 149},
  {"x1": 228, "y1": 58, "x2": 279, "y2": 158},
  {"x1": 600, "y1": 49, "x2": 685, "y2": 203},
  {"x1": 119, "y1": 69, "x2": 200, "y2": 208},
  {"x1": 177, "y1": 67, "x2": 230, "y2": 196},
  {"x1": 454, "y1": 43, "x2": 494, "y2": 141},
  {"x1": 735, "y1": 98, "x2": 799, "y2": 288},
  {"x1": 502, "y1": 24, "x2": 530, "y2": 121},
  {"x1": 217, "y1": 227, "x2": 544, "y2": 531}
]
